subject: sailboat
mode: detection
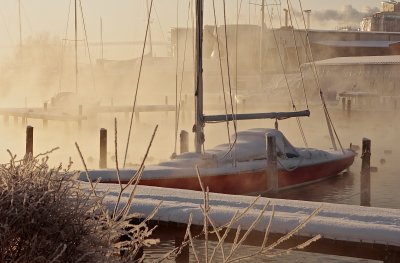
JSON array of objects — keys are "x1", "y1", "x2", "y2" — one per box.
[{"x1": 80, "y1": 0, "x2": 355, "y2": 195}]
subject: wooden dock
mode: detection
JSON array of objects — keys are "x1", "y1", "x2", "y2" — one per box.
[{"x1": 98, "y1": 184, "x2": 400, "y2": 262}]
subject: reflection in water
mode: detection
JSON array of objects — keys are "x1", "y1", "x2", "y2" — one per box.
[{"x1": 144, "y1": 240, "x2": 379, "y2": 263}]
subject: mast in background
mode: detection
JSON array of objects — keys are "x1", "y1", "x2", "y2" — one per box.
[
  {"x1": 74, "y1": 0, "x2": 79, "y2": 94},
  {"x1": 194, "y1": 0, "x2": 204, "y2": 153},
  {"x1": 100, "y1": 17, "x2": 104, "y2": 62},
  {"x1": 260, "y1": 0, "x2": 265, "y2": 88},
  {"x1": 145, "y1": 0, "x2": 153, "y2": 56},
  {"x1": 18, "y1": 0, "x2": 22, "y2": 49}
]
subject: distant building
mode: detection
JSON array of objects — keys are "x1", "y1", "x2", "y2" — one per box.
[
  {"x1": 361, "y1": 1, "x2": 400, "y2": 32},
  {"x1": 381, "y1": 1, "x2": 400, "y2": 12}
]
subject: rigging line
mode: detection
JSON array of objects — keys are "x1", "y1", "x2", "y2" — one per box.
[
  {"x1": 222, "y1": 0, "x2": 238, "y2": 136},
  {"x1": 296, "y1": 0, "x2": 344, "y2": 152},
  {"x1": 153, "y1": 3, "x2": 167, "y2": 43},
  {"x1": 123, "y1": 0, "x2": 154, "y2": 168},
  {"x1": 173, "y1": 0, "x2": 179, "y2": 154},
  {"x1": 264, "y1": 3, "x2": 296, "y2": 108},
  {"x1": 265, "y1": 0, "x2": 308, "y2": 147},
  {"x1": 286, "y1": 0, "x2": 308, "y2": 147},
  {"x1": 233, "y1": 0, "x2": 245, "y2": 164},
  {"x1": 212, "y1": 0, "x2": 232, "y2": 149},
  {"x1": 175, "y1": 0, "x2": 192, "y2": 151},
  {"x1": 220, "y1": 0, "x2": 243, "y2": 160},
  {"x1": 287, "y1": 0, "x2": 309, "y2": 110},
  {"x1": 274, "y1": 0, "x2": 283, "y2": 28},
  {"x1": 78, "y1": 0, "x2": 96, "y2": 93},
  {"x1": 58, "y1": 0, "x2": 72, "y2": 94}
]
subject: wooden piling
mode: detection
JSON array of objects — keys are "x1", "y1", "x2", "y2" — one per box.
[
  {"x1": 26, "y1": 126, "x2": 33, "y2": 157},
  {"x1": 99, "y1": 128, "x2": 107, "y2": 169},
  {"x1": 175, "y1": 235, "x2": 189, "y2": 263},
  {"x1": 134, "y1": 247, "x2": 144, "y2": 261},
  {"x1": 347, "y1": 99, "x2": 352, "y2": 117},
  {"x1": 341, "y1": 97, "x2": 346, "y2": 111},
  {"x1": 267, "y1": 133, "x2": 278, "y2": 194},
  {"x1": 180, "y1": 130, "x2": 189, "y2": 154},
  {"x1": 361, "y1": 138, "x2": 371, "y2": 207},
  {"x1": 43, "y1": 102, "x2": 48, "y2": 128}
]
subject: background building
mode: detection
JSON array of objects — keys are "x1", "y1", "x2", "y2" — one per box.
[{"x1": 361, "y1": 1, "x2": 400, "y2": 32}]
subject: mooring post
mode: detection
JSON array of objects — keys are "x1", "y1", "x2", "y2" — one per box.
[
  {"x1": 361, "y1": 138, "x2": 371, "y2": 207},
  {"x1": 180, "y1": 130, "x2": 189, "y2": 154},
  {"x1": 175, "y1": 234, "x2": 189, "y2": 263},
  {"x1": 43, "y1": 102, "x2": 48, "y2": 128},
  {"x1": 341, "y1": 97, "x2": 346, "y2": 111},
  {"x1": 347, "y1": 99, "x2": 352, "y2": 117},
  {"x1": 133, "y1": 247, "x2": 144, "y2": 261},
  {"x1": 99, "y1": 128, "x2": 107, "y2": 169},
  {"x1": 267, "y1": 133, "x2": 278, "y2": 194},
  {"x1": 26, "y1": 126, "x2": 33, "y2": 158},
  {"x1": 78, "y1": 104, "x2": 83, "y2": 130}
]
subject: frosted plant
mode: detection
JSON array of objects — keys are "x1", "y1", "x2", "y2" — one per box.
[{"x1": 163, "y1": 166, "x2": 322, "y2": 263}]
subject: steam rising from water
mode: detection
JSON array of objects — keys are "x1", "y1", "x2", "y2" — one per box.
[{"x1": 311, "y1": 5, "x2": 379, "y2": 26}]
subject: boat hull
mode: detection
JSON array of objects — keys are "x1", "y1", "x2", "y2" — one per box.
[{"x1": 104, "y1": 153, "x2": 355, "y2": 195}]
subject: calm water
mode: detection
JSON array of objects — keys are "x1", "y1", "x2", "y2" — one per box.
[
  {"x1": 139, "y1": 109, "x2": 393, "y2": 262},
  {"x1": 0, "y1": 101, "x2": 397, "y2": 262}
]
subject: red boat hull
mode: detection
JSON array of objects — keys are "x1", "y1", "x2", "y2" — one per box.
[{"x1": 113, "y1": 154, "x2": 355, "y2": 195}]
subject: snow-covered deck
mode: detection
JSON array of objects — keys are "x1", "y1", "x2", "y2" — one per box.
[{"x1": 95, "y1": 184, "x2": 400, "y2": 247}]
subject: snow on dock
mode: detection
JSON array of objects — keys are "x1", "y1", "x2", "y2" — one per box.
[{"x1": 92, "y1": 183, "x2": 400, "y2": 247}]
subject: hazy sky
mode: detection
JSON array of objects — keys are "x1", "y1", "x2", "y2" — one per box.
[{"x1": 0, "y1": 0, "x2": 384, "y2": 60}]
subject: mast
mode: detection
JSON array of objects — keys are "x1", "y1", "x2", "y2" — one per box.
[
  {"x1": 194, "y1": 0, "x2": 204, "y2": 153},
  {"x1": 145, "y1": 0, "x2": 153, "y2": 56},
  {"x1": 18, "y1": 0, "x2": 22, "y2": 49},
  {"x1": 100, "y1": 17, "x2": 104, "y2": 62},
  {"x1": 260, "y1": 0, "x2": 265, "y2": 88},
  {"x1": 74, "y1": 0, "x2": 78, "y2": 94}
]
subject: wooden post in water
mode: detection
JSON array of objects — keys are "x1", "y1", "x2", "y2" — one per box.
[
  {"x1": 361, "y1": 138, "x2": 371, "y2": 207},
  {"x1": 175, "y1": 234, "x2": 189, "y2": 263},
  {"x1": 180, "y1": 130, "x2": 189, "y2": 154},
  {"x1": 26, "y1": 126, "x2": 33, "y2": 158},
  {"x1": 43, "y1": 102, "x2": 48, "y2": 128},
  {"x1": 342, "y1": 97, "x2": 346, "y2": 111},
  {"x1": 267, "y1": 133, "x2": 278, "y2": 194},
  {"x1": 99, "y1": 128, "x2": 107, "y2": 169},
  {"x1": 347, "y1": 99, "x2": 352, "y2": 117}
]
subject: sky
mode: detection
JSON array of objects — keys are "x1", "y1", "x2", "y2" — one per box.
[{"x1": 0, "y1": 0, "x2": 384, "y2": 60}]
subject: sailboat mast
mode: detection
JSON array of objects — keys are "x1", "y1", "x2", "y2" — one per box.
[
  {"x1": 145, "y1": 0, "x2": 153, "y2": 56},
  {"x1": 260, "y1": 0, "x2": 265, "y2": 88},
  {"x1": 100, "y1": 17, "x2": 104, "y2": 62},
  {"x1": 74, "y1": 0, "x2": 78, "y2": 94},
  {"x1": 194, "y1": 0, "x2": 204, "y2": 153},
  {"x1": 18, "y1": 0, "x2": 22, "y2": 48}
]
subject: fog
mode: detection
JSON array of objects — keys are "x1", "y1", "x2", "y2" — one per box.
[{"x1": 0, "y1": 0, "x2": 398, "y2": 174}]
